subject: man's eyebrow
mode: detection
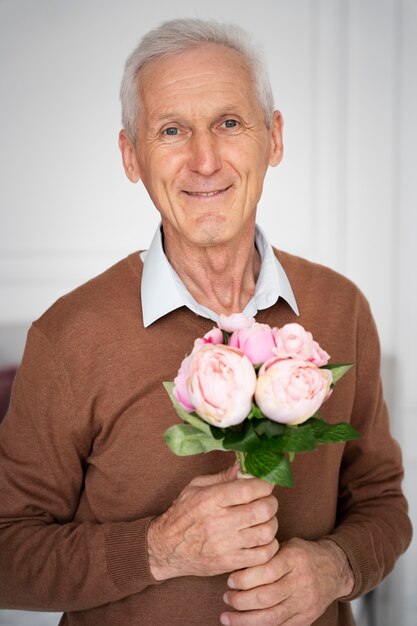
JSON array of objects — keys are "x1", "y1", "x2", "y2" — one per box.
[
  {"x1": 217, "y1": 105, "x2": 243, "y2": 114},
  {"x1": 151, "y1": 111, "x2": 182, "y2": 122},
  {"x1": 151, "y1": 113, "x2": 180, "y2": 123}
]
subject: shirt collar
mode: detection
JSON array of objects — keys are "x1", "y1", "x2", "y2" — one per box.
[{"x1": 140, "y1": 224, "x2": 299, "y2": 327}]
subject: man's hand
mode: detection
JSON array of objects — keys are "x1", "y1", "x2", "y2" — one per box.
[
  {"x1": 220, "y1": 537, "x2": 355, "y2": 626},
  {"x1": 147, "y1": 464, "x2": 279, "y2": 580}
]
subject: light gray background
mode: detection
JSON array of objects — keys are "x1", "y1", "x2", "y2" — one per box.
[{"x1": 0, "y1": 1, "x2": 416, "y2": 624}]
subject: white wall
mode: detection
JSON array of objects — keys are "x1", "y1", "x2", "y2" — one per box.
[{"x1": 0, "y1": 1, "x2": 416, "y2": 624}]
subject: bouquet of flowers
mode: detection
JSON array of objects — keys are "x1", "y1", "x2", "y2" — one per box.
[{"x1": 163, "y1": 314, "x2": 359, "y2": 486}]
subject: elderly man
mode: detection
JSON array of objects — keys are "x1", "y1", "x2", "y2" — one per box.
[{"x1": 0, "y1": 18, "x2": 412, "y2": 626}]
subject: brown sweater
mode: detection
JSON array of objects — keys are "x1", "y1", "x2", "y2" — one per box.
[{"x1": 0, "y1": 250, "x2": 412, "y2": 625}]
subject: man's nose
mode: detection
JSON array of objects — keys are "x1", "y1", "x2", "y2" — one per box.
[{"x1": 187, "y1": 130, "x2": 222, "y2": 176}]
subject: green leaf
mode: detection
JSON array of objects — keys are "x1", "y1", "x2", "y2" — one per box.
[
  {"x1": 222, "y1": 421, "x2": 262, "y2": 452},
  {"x1": 264, "y1": 424, "x2": 317, "y2": 452},
  {"x1": 307, "y1": 417, "x2": 360, "y2": 443},
  {"x1": 209, "y1": 425, "x2": 226, "y2": 440},
  {"x1": 321, "y1": 363, "x2": 353, "y2": 385},
  {"x1": 245, "y1": 448, "x2": 294, "y2": 487},
  {"x1": 254, "y1": 419, "x2": 286, "y2": 438},
  {"x1": 164, "y1": 424, "x2": 226, "y2": 456},
  {"x1": 222, "y1": 330, "x2": 230, "y2": 343},
  {"x1": 247, "y1": 404, "x2": 265, "y2": 420},
  {"x1": 163, "y1": 382, "x2": 212, "y2": 435}
]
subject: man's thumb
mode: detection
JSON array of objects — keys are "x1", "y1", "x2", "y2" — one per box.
[{"x1": 191, "y1": 461, "x2": 240, "y2": 487}]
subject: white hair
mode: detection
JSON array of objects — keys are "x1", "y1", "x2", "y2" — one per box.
[{"x1": 120, "y1": 18, "x2": 275, "y2": 142}]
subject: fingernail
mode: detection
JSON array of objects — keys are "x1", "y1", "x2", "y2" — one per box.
[
  {"x1": 223, "y1": 592, "x2": 229, "y2": 604},
  {"x1": 227, "y1": 576, "x2": 236, "y2": 589},
  {"x1": 220, "y1": 615, "x2": 230, "y2": 626}
]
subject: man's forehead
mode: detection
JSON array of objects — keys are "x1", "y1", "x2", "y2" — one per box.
[{"x1": 138, "y1": 45, "x2": 257, "y2": 120}]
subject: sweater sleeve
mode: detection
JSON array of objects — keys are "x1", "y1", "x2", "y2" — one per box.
[
  {"x1": 324, "y1": 309, "x2": 412, "y2": 599},
  {"x1": 0, "y1": 324, "x2": 159, "y2": 611}
]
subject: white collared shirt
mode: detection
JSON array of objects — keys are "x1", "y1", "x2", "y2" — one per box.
[{"x1": 140, "y1": 224, "x2": 299, "y2": 327}]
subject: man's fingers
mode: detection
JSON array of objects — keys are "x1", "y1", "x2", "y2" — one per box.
[
  {"x1": 217, "y1": 478, "x2": 276, "y2": 508},
  {"x1": 238, "y1": 514, "x2": 278, "y2": 548},
  {"x1": 224, "y1": 580, "x2": 289, "y2": 611},
  {"x1": 190, "y1": 462, "x2": 240, "y2": 487},
  {"x1": 228, "y1": 494, "x2": 278, "y2": 533},
  {"x1": 220, "y1": 602, "x2": 298, "y2": 626},
  {"x1": 192, "y1": 470, "x2": 275, "y2": 508},
  {"x1": 223, "y1": 539, "x2": 354, "y2": 625},
  {"x1": 227, "y1": 552, "x2": 288, "y2": 591},
  {"x1": 148, "y1": 466, "x2": 279, "y2": 580},
  {"x1": 231, "y1": 539, "x2": 280, "y2": 572}
]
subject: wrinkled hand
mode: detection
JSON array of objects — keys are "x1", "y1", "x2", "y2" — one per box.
[
  {"x1": 221, "y1": 537, "x2": 354, "y2": 626},
  {"x1": 147, "y1": 464, "x2": 279, "y2": 580}
]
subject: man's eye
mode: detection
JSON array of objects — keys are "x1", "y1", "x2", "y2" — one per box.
[
  {"x1": 163, "y1": 127, "x2": 179, "y2": 136},
  {"x1": 223, "y1": 119, "x2": 239, "y2": 129}
]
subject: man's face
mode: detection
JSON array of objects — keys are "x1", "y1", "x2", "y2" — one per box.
[{"x1": 120, "y1": 43, "x2": 283, "y2": 248}]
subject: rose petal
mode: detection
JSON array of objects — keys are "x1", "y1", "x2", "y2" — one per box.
[{"x1": 218, "y1": 313, "x2": 255, "y2": 333}]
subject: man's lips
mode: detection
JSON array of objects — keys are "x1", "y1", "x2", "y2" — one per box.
[{"x1": 183, "y1": 185, "x2": 232, "y2": 197}]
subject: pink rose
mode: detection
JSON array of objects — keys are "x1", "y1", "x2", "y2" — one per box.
[
  {"x1": 173, "y1": 328, "x2": 225, "y2": 412},
  {"x1": 273, "y1": 323, "x2": 314, "y2": 360},
  {"x1": 229, "y1": 323, "x2": 277, "y2": 365},
  {"x1": 173, "y1": 354, "x2": 195, "y2": 412},
  {"x1": 255, "y1": 357, "x2": 333, "y2": 425},
  {"x1": 310, "y1": 340, "x2": 330, "y2": 367},
  {"x1": 188, "y1": 345, "x2": 257, "y2": 427},
  {"x1": 192, "y1": 327, "x2": 224, "y2": 352},
  {"x1": 218, "y1": 313, "x2": 255, "y2": 333}
]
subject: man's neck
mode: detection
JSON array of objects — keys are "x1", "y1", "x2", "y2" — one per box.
[{"x1": 162, "y1": 223, "x2": 260, "y2": 316}]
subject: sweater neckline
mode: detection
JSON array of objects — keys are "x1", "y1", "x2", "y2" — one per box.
[{"x1": 124, "y1": 249, "x2": 295, "y2": 334}]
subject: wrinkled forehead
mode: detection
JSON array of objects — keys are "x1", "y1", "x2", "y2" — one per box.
[{"x1": 136, "y1": 43, "x2": 257, "y2": 114}]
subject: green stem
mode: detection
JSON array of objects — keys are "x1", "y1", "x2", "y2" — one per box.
[{"x1": 235, "y1": 450, "x2": 247, "y2": 473}]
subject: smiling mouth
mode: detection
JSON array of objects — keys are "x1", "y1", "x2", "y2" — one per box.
[{"x1": 183, "y1": 186, "x2": 232, "y2": 197}]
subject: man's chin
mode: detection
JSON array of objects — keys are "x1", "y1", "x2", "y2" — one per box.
[{"x1": 185, "y1": 220, "x2": 236, "y2": 247}]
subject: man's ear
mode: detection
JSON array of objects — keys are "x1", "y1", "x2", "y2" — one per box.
[
  {"x1": 268, "y1": 110, "x2": 284, "y2": 167},
  {"x1": 119, "y1": 129, "x2": 141, "y2": 183}
]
